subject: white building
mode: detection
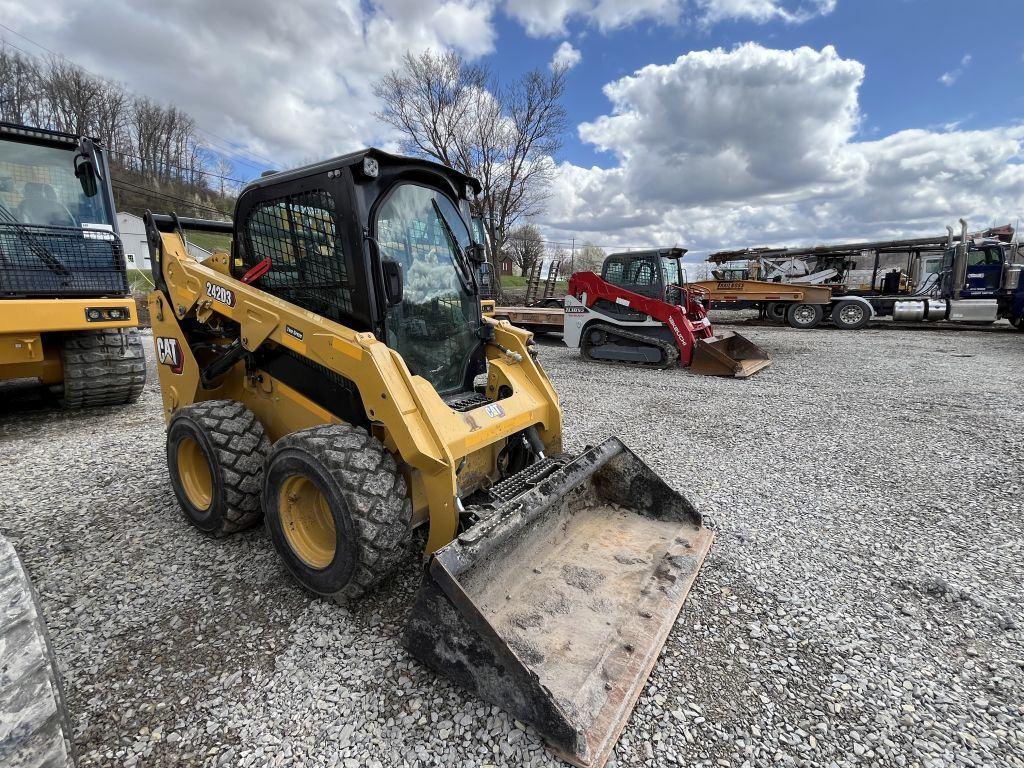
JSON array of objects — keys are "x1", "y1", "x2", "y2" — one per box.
[
  {"x1": 117, "y1": 212, "x2": 151, "y2": 271},
  {"x1": 117, "y1": 212, "x2": 214, "y2": 271}
]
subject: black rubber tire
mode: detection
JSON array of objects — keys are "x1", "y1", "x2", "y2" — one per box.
[
  {"x1": 786, "y1": 302, "x2": 824, "y2": 329},
  {"x1": 765, "y1": 302, "x2": 788, "y2": 323},
  {"x1": 166, "y1": 400, "x2": 270, "y2": 536},
  {"x1": 830, "y1": 299, "x2": 871, "y2": 330},
  {"x1": 262, "y1": 424, "x2": 412, "y2": 602},
  {"x1": 54, "y1": 329, "x2": 146, "y2": 409},
  {"x1": 0, "y1": 538, "x2": 75, "y2": 767}
]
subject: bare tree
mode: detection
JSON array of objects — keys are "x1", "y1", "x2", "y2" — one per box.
[
  {"x1": 0, "y1": 51, "x2": 232, "y2": 218},
  {"x1": 575, "y1": 244, "x2": 607, "y2": 273},
  {"x1": 213, "y1": 155, "x2": 237, "y2": 197},
  {"x1": 503, "y1": 224, "x2": 545, "y2": 276},
  {"x1": 375, "y1": 51, "x2": 567, "y2": 271}
]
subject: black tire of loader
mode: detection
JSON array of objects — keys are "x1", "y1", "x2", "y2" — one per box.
[
  {"x1": 0, "y1": 538, "x2": 75, "y2": 768},
  {"x1": 166, "y1": 400, "x2": 271, "y2": 536},
  {"x1": 54, "y1": 328, "x2": 146, "y2": 408},
  {"x1": 262, "y1": 424, "x2": 412, "y2": 602}
]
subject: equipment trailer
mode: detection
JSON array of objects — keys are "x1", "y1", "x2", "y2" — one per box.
[
  {"x1": 0, "y1": 122, "x2": 145, "y2": 406},
  {"x1": 706, "y1": 221, "x2": 1024, "y2": 330},
  {"x1": 146, "y1": 149, "x2": 713, "y2": 768}
]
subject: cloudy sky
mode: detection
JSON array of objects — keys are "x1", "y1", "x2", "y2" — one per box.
[{"x1": 2, "y1": 0, "x2": 1023, "y2": 255}]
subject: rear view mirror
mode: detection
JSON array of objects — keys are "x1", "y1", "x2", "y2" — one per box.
[
  {"x1": 74, "y1": 154, "x2": 98, "y2": 198},
  {"x1": 467, "y1": 243, "x2": 486, "y2": 264},
  {"x1": 74, "y1": 137, "x2": 103, "y2": 198},
  {"x1": 382, "y1": 259, "x2": 404, "y2": 305}
]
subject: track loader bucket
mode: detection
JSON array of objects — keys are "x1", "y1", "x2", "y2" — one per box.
[
  {"x1": 406, "y1": 439, "x2": 713, "y2": 768},
  {"x1": 690, "y1": 330, "x2": 772, "y2": 378}
]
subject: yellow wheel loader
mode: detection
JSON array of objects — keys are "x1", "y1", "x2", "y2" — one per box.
[
  {"x1": 145, "y1": 149, "x2": 713, "y2": 768},
  {"x1": 0, "y1": 122, "x2": 145, "y2": 407}
]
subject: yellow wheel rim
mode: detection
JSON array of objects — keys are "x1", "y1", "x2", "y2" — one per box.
[
  {"x1": 177, "y1": 436, "x2": 213, "y2": 510},
  {"x1": 279, "y1": 475, "x2": 337, "y2": 569}
]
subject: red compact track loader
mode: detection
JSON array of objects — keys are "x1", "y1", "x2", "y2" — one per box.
[{"x1": 564, "y1": 248, "x2": 772, "y2": 378}]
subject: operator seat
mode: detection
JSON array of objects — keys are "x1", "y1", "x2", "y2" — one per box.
[{"x1": 16, "y1": 182, "x2": 76, "y2": 227}]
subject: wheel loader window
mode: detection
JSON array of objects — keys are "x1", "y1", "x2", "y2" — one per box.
[
  {"x1": 243, "y1": 189, "x2": 355, "y2": 324},
  {"x1": 375, "y1": 183, "x2": 481, "y2": 395},
  {"x1": 0, "y1": 138, "x2": 112, "y2": 228}
]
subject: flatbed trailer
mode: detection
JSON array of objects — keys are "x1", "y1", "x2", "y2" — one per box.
[
  {"x1": 489, "y1": 305, "x2": 565, "y2": 334},
  {"x1": 686, "y1": 279, "x2": 851, "y2": 329}
]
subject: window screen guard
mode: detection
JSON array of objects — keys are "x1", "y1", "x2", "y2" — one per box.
[{"x1": 243, "y1": 189, "x2": 354, "y2": 323}]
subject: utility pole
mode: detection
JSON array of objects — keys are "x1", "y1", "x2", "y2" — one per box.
[{"x1": 570, "y1": 236, "x2": 575, "y2": 274}]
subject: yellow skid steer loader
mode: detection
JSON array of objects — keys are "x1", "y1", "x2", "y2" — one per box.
[{"x1": 146, "y1": 149, "x2": 713, "y2": 768}]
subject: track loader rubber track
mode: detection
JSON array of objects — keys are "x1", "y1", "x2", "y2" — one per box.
[
  {"x1": 0, "y1": 538, "x2": 74, "y2": 768},
  {"x1": 264, "y1": 424, "x2": 412, "y2": 602},
  {"x1": 581, "y1": 321, "x2": 680, "y2": 369},
  {"x1": 54, "y1": 329, "x2": 146, "y2": 409}
]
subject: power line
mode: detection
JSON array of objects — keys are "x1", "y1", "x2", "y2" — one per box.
[
  {"x1": 107, "y1": 148, "x2": 247, "y2": 185},
  {"x1": 111, "y1": 179, "x2": 230, "y2": 217}
]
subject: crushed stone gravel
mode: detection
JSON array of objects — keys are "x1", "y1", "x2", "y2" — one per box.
[{"x1": 1, "y1": 322, "x2": 1022, "y2": 768}]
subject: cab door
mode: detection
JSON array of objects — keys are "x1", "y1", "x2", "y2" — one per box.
[{"x1": 964, "y1": 246, "x2": 1004, "y2": 294}]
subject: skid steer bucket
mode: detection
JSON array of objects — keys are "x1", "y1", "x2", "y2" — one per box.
[
  {"x1": 690, "y1": 330, "x2": 772, "y2": 378},
  {"x1": 406, "y1": 439, "x2": 714, "y2": 768}
]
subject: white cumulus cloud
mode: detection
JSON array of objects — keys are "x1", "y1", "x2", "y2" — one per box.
[
  {"x1": 551, "y1": 41, "x2": 583, "y2": 70},
  {"x1": 544, "y1": 44, "x2": 1024, "y2": 252},
  {"x1": 0, "y1": 0, "x2": 498, "y2": 167}
]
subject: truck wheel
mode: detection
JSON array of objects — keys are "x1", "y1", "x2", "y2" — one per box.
[
  {"x1": 262, "y1": 424, "x2": 412, "y2": 602},
  {"x1": 786, "y1": 303, "x2": 824, "y2": 329},
  {"x1": 54, "y1": 329, "x2": 147, "y2": 409},
  {"x1": 166, "y1": 400, "x2": 271, "y2": 536},
  {"x1": 831, "y1": 300, "x2": 871, "y2": 330},
  {"x1": 0, "y1": 538, "x2": 75, "y2": 768},
  {"x1": 766, "y1": 302, "x2": 788, "y2": 323}
]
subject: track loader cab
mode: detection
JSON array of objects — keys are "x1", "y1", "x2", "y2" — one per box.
[
  {"x1": 0, "y1": 122, "x2": 145, "y2": 407},
  {"x1": 148, "y1": 148, "x2": 714, "y2": 768},
  {"x1": 601, "y1": 247, "x2": 686, "y2": 302}
]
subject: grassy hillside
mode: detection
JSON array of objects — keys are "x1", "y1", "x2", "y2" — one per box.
[{"x1": 187, "y1": 231, "x2": 233, "y2": 254}]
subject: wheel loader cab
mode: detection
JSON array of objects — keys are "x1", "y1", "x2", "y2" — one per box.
[{"x1": 0, "y1": 122, "x2": 145, "y2": 408}]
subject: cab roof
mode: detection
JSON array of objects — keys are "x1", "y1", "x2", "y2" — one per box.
[
  {"x1": 0, "y1": 121, "x2": 89, "y2": 150},
  {"x1": 240, "y1": 147, "x2": 482, "y2": 197}
]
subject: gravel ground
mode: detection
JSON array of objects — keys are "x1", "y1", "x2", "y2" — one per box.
[{"x1": 1, "y1": 322, "x2": 1022, "y2": 768}]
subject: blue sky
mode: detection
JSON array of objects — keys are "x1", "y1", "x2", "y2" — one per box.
[{"x1": 485, "y1": 0, "x2": 1024, "y2": 169}]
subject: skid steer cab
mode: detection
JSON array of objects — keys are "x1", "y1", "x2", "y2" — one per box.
[
  {"x1": 564, "y1": 247, "x2": 772, "y2": 378},
  {"x1": 145, "y1": 148, "x2": 712, "y2": 768}
]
